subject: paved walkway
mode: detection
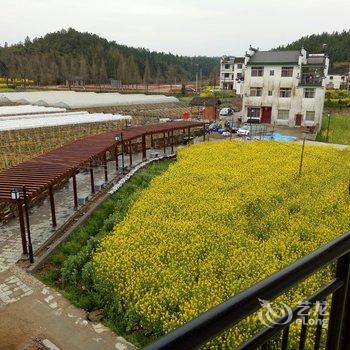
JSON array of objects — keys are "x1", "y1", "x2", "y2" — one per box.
[{"x1": 0, "y1": 266, "x2": 135, "y2": 350}]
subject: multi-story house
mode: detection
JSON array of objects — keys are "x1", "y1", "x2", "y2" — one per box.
[
  {"x1": 220, "y1": 56, "x2": 245, "y2": 95},
  {"x1": 242, "y1": 47, "x2": 329, "y2": 130}
]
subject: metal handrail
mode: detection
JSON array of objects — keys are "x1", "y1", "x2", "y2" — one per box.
[{"x1": 143, "y1": 231, "x2": 350, "y2": 350}]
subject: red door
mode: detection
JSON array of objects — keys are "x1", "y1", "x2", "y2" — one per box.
[
  {"x1": 261, "y1": 107, "x2": 272, "y2": 124},
  {"x1": 295, "y1": 114, "x2": 302, "y2": 126}
]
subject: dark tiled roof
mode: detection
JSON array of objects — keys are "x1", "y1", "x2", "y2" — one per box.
[
  {"x1": 248, "y1": 51, "x2": 300, "y2": 65},
  {"x1": 328, "y1": 69, "x2": 349, "y2": 76}
]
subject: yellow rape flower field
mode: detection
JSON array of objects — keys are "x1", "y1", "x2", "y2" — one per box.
[{"x1": 93, "y1": 140, "x2": 350, "y2": 348}]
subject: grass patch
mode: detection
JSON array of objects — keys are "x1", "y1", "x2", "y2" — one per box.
[
  {"x1": 36, "y1": 159, "x2": 173, "y2": 346},
  {"x1": 316, "y1": 113, "x2": 350, "y2": 145}
]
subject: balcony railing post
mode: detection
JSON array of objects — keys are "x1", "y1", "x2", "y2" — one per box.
[{"x1": 327, "y1": 252, "x2": 350, "y2": 350}]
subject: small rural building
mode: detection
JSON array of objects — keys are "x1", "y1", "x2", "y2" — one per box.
[
  {"x1": 189, "y1": 97, "x2": 221, "y2": 120},
  {"x1": 325, "y1": 71, "x2": 350, "y2": 89}
]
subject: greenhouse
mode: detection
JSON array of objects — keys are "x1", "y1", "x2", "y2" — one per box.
[
  {"x1": 0, "y1": 104, "x2": 66, "y2": 116},
  {"x1": 0, "y1": 112, "x2": 132, "y2": 131},
  {"x1": 1, "y1": 91, "x2": 179, "y2": 109}
]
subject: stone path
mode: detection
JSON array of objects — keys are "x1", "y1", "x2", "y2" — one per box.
[{"x1": 0, "y1": 266, "x2": 136, "y2": 350}]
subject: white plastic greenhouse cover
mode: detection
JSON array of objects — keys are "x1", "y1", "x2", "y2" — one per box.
[
  {"x1": 1, "y1": 91, "x2": 179, "y2": 109},
  {"x1": 0, "y1": 111, "x2": 89, "y2": 121},
  {"x1": 0, "y1": 112, "x2": 132, "y2": 131},
  {"x1": 0, "y1": 105, "x2": 66, "y2": 116}
]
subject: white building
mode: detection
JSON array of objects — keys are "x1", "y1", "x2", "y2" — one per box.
[
  {"x1": 242, "y1": 47, "x2": 329, "y2": 130},
  {"x1": 325, "y1": 72, "x2": 349, "y2": 89},
  {"x1": 220, "y1": 56, "x2": 245, "y2": 95}
]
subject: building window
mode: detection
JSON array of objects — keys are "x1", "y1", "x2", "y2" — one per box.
[
  {"x1": 251, "y1": 67, "x2": 264, "y2": 77},
  {"x1": 268, "y1": 90, "x2": 273, "y2": 96},
  {"x1": 250, "y1": 87, "x2": 262, "y2": 96},
  {"x1": 224, "y1": 64, "x2": 230, "y2": 69},
  {"x1": 270, "y1": 70, "x2": 274, "y2": 76},
  {"x1": 237, "y1": 64, "x2": 243, "y2": 69},
  {"x1": 281, "y1": 67, "x2": 294, "y2": 77},
  {"x1": 224, "y1": 73, "x2": 230, "y2": 78},
  {"x1": 248, "y1": 107, "x2": 260, "y2": 119},
  {"x1": 279, "y1": 88, "x2": 291, "y2": 98},
  {"x1": 304, "y1": 88, "x2": 315, "y2": 98},
  {"x1": 305, "y1": 111, "x2": 316, "y2": 121},
  {"x1": 277, "y1": 110, "x2": 290, "y2": 120}
]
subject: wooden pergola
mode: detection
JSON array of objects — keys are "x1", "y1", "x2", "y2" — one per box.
[{"x1": 0, "y1": 120, "x2": 204, "y2": 254}]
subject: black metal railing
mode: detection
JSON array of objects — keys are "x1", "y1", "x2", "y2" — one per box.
[{"x1": 143, "y1": 232, "x2": 350, "y2": 350}]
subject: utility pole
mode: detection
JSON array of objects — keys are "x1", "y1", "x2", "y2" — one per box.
[{"x1": 298, "y1": 137, "x2": 306, "y2": 177}]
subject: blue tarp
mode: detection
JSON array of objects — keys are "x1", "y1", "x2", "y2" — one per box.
[{"x1": 262, "y1": 132, "x2": 297, "y2": 142}]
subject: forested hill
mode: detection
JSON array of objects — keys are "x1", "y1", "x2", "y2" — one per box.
[
  {"x1": 0, "y1": 28, "x2": 219, "y2": 85},
  {"x1": 276, "y1": 30, "x2": 350, "y2": 69}
]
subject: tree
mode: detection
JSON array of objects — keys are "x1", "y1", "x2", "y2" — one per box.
[
  {"x1": 99, "y1": 59, "x2": 108, "y2": 84},
  {"x1": 79, "y1": 55, "x2": 88, "y2": 80},
  {"x1": 0, "y1": 28, "x2": 220, "y2": 86},
  {"x1": 116, "y1": 54, "x2": 127, "y2": 84},
  {"x1": 127, "y1": 55, "x2": 141, "y2": 84},
  {"x1": 181, "y1": 83, "x2": 186, "y2": 96},
  {"x1": 167, "y1": 64, "x2": 176, "y2": 91},
  {"x1": 143, "y1": 58, "x2": 151, "y2": 91}
]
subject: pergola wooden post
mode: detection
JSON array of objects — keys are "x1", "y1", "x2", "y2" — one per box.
[
  {"x1": 17, "y1": 200, "x2": 28, "y2": 255},
  {"x1": 142, "y1": 134, "x2": 147, "y2": 160},
  {"x1": 115, "y1": 145, "x2": 119, "y2": 173},
  {"x1": 72, "y1": 173, "x2": 78, "y2": 209},
  {"x1": 90, "y1": 160, "x2": 95, "y2": 194},
  {"x1": 171, "y1": 129, "x2": 174, "y2": 153},
  {"x1": 103, "y1": 153, "x2": 108, "y2": 182},
  {"x1": 129, "y1": 140, "x2": 132, "y2": 166},
  {"x1": 163, "y1": 131, "x2": 166, "y2": 154},
  {"x1": 48, "y1": 185, "x2": 57, "y2": 228}
]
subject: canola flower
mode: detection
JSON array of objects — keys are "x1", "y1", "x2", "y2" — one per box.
[{"x1": 94, "y1": 140, "x2": 350, "y2": 348}]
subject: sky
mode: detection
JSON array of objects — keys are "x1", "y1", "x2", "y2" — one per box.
[{"x1": 1, "y1": 0, "x2": 349, "y2": 57}]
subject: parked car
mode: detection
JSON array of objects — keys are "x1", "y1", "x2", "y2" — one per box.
[
  {"x1": 225, "y1": 121, "x2": 240, "y2": 133},
  {"x1": 219, "y1": 107, "x2": 234, "y2": 118},
  {"x1": 246, "y1": 117, "x2": 260, "y2": 124},
  {"x1": 237, "y1": 125, "x2": 251, "y2": 137},
  {"x1": 208, "y1": 122, "x2": 220, "y2": 133},
  {"x1": 185, "y1": 87, "x2": 196, "y2": 93}
]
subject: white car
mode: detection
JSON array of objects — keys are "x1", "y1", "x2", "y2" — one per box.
[
  {"x1": 237, "y1": 125, "x2": 250, "y2": 137},
  {"x1": 219, "y1": 107, "x2": 233, "y2": 118}
]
